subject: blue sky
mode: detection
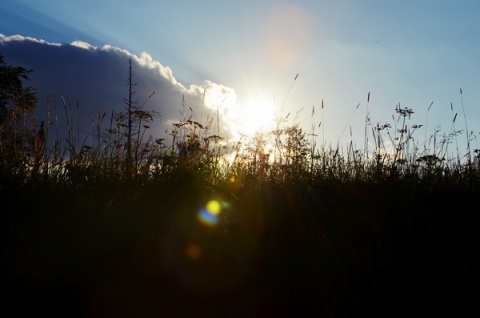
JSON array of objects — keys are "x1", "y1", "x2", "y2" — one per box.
[{"x1": 1, "y1": 0, "x2": 480, "y2": 159}]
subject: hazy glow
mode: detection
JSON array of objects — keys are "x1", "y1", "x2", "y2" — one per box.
[{"x1": 262, "y1": 2, "x2": 313, "y2": 67}]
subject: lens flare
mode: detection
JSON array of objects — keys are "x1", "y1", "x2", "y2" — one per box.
[
  {"x1": 197, "y1": 199, "x2": 229, "y2": 226},
  {"x1": 262, "y1": 3, "x2": 313, "y2": 67},
  {"x1": 198, "y1": 208, "x2": 219, "y2": 226},
  {"x1": 206, "y1": 200, "x2": 221, "y2": 215},
  {"x1": 185, "y1": 243, "x2": 202, "y2": 260}
]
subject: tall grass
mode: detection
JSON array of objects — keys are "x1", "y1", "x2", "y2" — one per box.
[{"x1": 1, "y1": 77, "x2": 480, "y2": 316}]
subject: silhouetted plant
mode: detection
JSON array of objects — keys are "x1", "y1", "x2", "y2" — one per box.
[{"x1": 0, "y1": 52, "x2": 38, "y2": 178}]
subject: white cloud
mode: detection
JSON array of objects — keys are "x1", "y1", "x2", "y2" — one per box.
[
  {"x1": 0, "y1": 33, "x2": 237, "y2": 148},
  {"x1": 0, "y1": 33, "x2": 61, "y2": 46},
  {"x1": 133, "y1": 51, "x2": 182, "y2": 88},
  {"x1": 71, "y1": 40, "x2": 95, "y2": 50},
  {"x1": 202, "y1": 81, "x2": 243, "y2": 138},
  {"x1": 203, "y1": 80, "x2": 237, "y2": 112}
]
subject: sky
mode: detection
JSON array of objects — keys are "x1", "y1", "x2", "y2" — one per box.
[{"x1": 1, "y1": 0, "x2": 480, "y2": 160}]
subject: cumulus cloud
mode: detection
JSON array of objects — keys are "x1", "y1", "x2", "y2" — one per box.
[
  {"x1": 0, "y1": 33, "x2": 237, "y2": 149},
  {"x1": 70, "y1": 40, "x2": 95, "y2": 50},
  {"x1": 202, "y1": 80, "x2": 239, "y2": 132}
]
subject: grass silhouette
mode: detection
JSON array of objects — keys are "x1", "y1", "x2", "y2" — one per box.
[{"x1": 1, "y1": 63, "x2": 480, "y2": 316}]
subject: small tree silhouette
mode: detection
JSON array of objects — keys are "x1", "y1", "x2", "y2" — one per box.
[
  {"x1": 120, "y1": 59, "x2": 158, "y2": 179},
  {"x1": 0, "y1": 52, "x2": 38, "y2": 176}
]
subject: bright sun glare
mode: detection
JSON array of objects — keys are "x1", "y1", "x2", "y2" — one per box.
[
  {"x1": 202, "y1": 84, "x2": 278, "y2": 140},
  {"x1": 235, "y1": 95, "x2": 277, "y2": 137}
]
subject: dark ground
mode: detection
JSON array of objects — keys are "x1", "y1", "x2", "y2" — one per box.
[{"x1": 2, "y1": 177, "x2": 480, "y2": 317}]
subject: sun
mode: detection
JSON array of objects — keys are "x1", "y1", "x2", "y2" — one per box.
[
  {"x1": 202, "y1": 84, "x2": 278, "y2": 140},
  {"x1": 234, "y1": 95, "x2": 277, "y2": 137}
]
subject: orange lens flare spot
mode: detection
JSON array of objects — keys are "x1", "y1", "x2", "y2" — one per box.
[{"x1": 185, "y1": 243, "x2": 202, "y2": 260}]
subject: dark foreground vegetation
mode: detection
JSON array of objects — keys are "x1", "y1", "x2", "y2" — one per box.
[{"x1": 1, "y1": 54, "x2": 480, "y2": 316}]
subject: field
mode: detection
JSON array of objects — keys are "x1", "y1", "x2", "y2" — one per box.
[{"x1": 1, "y1": 58, "x2": 480, "y2": 316}]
